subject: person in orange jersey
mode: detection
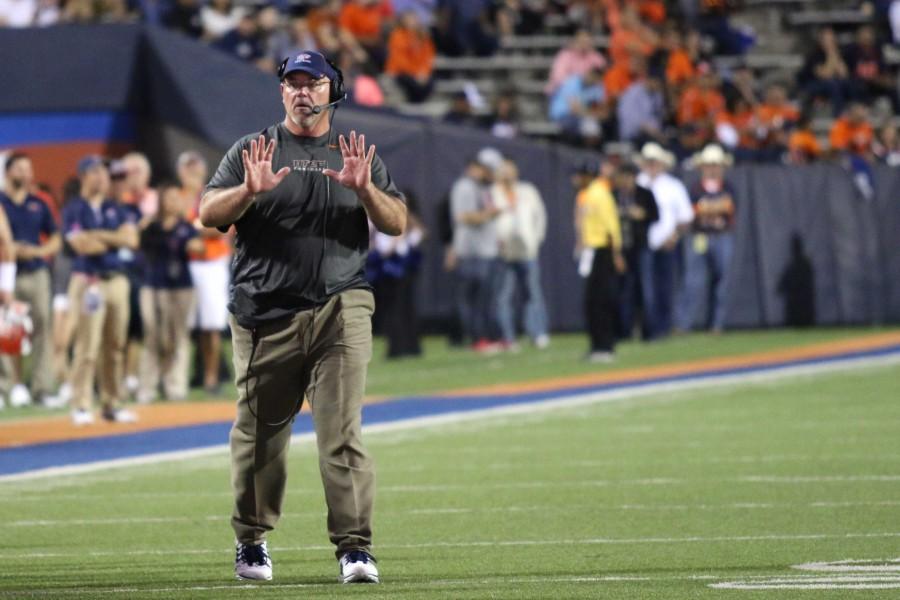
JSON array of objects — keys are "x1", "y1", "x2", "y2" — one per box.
[{"x1": 385, "y1": 10, "x2": 435, "y2": 103}]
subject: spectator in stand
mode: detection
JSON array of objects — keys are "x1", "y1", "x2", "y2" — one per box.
[
  {"x1": 178, "y1": 151, "x2": 231, "y2": 395},
  {"x1": 697, "y1": 0, "x2": 754, "y2": 56},
  {"x1": 787, "y1": 113, "x2": 822, "y2": 164},
  {"x1": 385, "y1": 10, "x2": 436, "y2": 104},
  {"x1": 495, "y1": 0, "x2": 544, "y2": 36},
  {"x1": 443, "y1": 91, "x2": 480, "y2": 127},
  {"x1": 450, "y1": 149, "x2": 503, "y2": 352},
  {"x1": 611, "y1": 161, "x2": 658, "y2": 341},
  {"x1": 676, "y1": 62, "x2": 725, "y2": 154},
  {"x1": 0, "y1": 153, "x2": 61, "y2": 408},
  {"x1": 721, "y1": 63, "x2": 759, "y2": 110},
  {"x1": 438, "y1": 0, "x2": 498, "y2": 57},
  {"x1": 549, "y1": 66, "x2": 607, "y2": 145},
  {"x1": 751, "y1": 83, "x2": 799, "y2": 162},
  {"x1": 617, "y1": 70, "x2": 666, "y2": 145},
  {"x1": 545, "y1": 28, "x2": 607, "y2": 96},
  {"x1": 163, "y1": 0, "x2": 203, "y2": 38},
  {"x1": 200, "y1": 0, "x2": 246, "y2": 41},
  {"x1": 798, "y1": 26, "x2": 854, "y2": 117},
  {"x1": 275, "y1": 15, "x2": 319, "y2": 64},
  {"x1": 603, "y1": 52, "x2": 640, "y2": 102},
  {"x1": 636, "y1": 142, "x2": 693, "y2": 340},
  {"x1": 340, "y1": 0, "x2": 392, "y2": 69},
  {"x1": 349, "y1": 60, "x2": 386, "y2": 107},
  {"x1": 215, "y1": 12, "x2": 266, "y2": 69},
  {"x1": 392, "y1": 0, "x2": 436, "y2": 28},
  {"x1": 829, "y1": 102, "x2": 874, "y2": 158},
  {"x1": 307, "y1": 0, "x2": 368, "y2": 65},
  {"x1": 487, "y1": 91, "x2": 519, "y2": 138},
  {"x1": 843, "y1": 25, "x2": 898, "y2": 111},
  {"x1": 63, "y1": 156, "x2": 139, "y2": 425},
  {"x1": 608, "y1": 3, "x2": 659, "y2": 69},
  {"x1": 891, "y1": 0, "x2": 900, "y2": 45},
  {"x1": 656, "y1": 26, "x2": 695, "y2": 92},
  {"x1": 137, "y1": 182, "x2": 202, "y2": 404},
  {"x1": 492, "y1": 159, "x2": 549, "y2": 351},
  {"x1": 573, "y1": 158, "x2": 624, "y2": 362},
  {"x1": 874, "y1": 121, "x2": 900, "y2": 166},
  {"x1": 677, "y1": 144, "x2": 735, "y2": 334},
  {"x1": 256, "y1": 6, "x2": 288, "y2": 73},
  {"x1": 716, "y1": 95, "x2": 755, "y2": 158}
]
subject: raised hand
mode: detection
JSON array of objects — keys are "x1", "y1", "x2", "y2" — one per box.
[
  {"x1": 242, "y1": 135, "x2": 291, "y2": 195},
  {"x1": 322, "y1": 130, "x2": 376, "y2": 192}
]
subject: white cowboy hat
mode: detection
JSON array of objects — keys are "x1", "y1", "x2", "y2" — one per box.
[
  {"x1": 636, "y1": 142, "x2": 675, "y2": 168},
  {"x1": 690, "y1": 144, "x2": 733, "y2": 167}
]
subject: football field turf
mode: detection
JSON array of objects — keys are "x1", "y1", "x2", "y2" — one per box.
[{"x1": 1, "y1": 357, "x2": 899, "y2": 598}]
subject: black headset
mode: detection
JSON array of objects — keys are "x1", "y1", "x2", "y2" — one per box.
[{"x1": 277, "y1": 55, "x2": 345, "y2": 104}]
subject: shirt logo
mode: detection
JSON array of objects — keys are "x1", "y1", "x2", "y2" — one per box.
[{"x1": 292, "y1": 159, "x2": 328, "y2": 172}]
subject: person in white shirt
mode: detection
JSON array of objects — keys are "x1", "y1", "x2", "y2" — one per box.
[
  {"x1": 635, "y1": 143, "x2": 693, "y2": 339},
  {"x1": 491, "y1": 159, "x2": 549, "y2": 350}
]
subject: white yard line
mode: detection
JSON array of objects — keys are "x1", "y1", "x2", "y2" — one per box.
[
  {"x1": 8, "y1": 499, "x2": 900, "y2": 527},
  {"x1": 3, "y1": 531, "x2": 900, "y2": 560}
]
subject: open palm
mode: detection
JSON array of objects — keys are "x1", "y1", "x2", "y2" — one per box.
[
  {"x1": 323, "y1": 130, "x2": 376, "y2": 192},
  {"x1": 243, "y1": 135, "x2": 290, "y2": 194}
]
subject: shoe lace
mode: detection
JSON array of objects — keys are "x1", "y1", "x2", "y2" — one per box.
[
  {"x1": 345, "y1": 550, "x2": 375, "y2": 564},
  {"x1": 237, "y1": 543, "x2": 269, "y2": 566}
]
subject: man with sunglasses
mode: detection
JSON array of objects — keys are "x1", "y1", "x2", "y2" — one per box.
[{"x1": 200, "y1": 50, "x2": 406, "y2": 584}]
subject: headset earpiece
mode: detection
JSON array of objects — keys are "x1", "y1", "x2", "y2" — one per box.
[
  {"x1": 325, "y1": 57, "x2": 345, "y2": 104},
  {"x1": 277, "y1": 58, "x2": 288, "y2": 80}
]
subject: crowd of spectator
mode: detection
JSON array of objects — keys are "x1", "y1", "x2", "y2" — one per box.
[{"x1": 2, "y1": 0, "x2": 899, "y2": 168}]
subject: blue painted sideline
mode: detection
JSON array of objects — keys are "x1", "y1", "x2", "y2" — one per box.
[
  {"x1": 0, "y1": 345, "x2": 897, "y2": 477},
  {"x1": 0, "y1": 111, "x2": 135, "y2": 146}
]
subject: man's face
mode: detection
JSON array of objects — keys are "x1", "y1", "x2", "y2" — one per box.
[
  {"x1": 614, "y1": 171, "x2": 635, "y2": 191},
  {"x1": 81, "y1": 164, "x2": 110, "y2": 197},
  {"x1": 281, "y1": 72, "x2": 331, "y2": 129},
  {"x1": 5, "y1": 157, "x2": 33, "y2": 190},
  {"x1": 700, "y1": 163, "x2": 725, "y2": 180},
  {"x1": 178, "y1": 159, "x2": 208, "y2": 190}
]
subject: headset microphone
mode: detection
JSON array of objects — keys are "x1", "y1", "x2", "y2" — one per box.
[{"x1": 311, "y1": 94, "x2": 347, "y2": 114}]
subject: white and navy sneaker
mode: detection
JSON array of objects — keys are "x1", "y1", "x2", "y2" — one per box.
[
  {"x1": 101, "y1": 407, "x2": 138, "y2": 423},
  {"x1": 235, "y1": 541, "x2": 272, "y2": 580},
  {"x1": 339, "y1": 550, "x2": 379, "y2": 584},
  {"x1": 71, "y1": 408, "x2": 94, "y2": 426}
]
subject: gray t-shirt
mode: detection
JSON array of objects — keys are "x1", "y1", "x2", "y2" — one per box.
[
  {"x1": 450, "y1": 175, "x2": 497, "y2": 259},
  {"x1": 206, "y1": 123, "x2": 404, "y2": 328}
]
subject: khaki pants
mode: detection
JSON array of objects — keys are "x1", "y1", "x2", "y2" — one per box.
[
  {"x1": 0, "y1": 268, "x2": 54, "y2": 397},
  {"x1": 68, "y1": 273, "x2": 130, "y2": 411},
  {"x1": 229, "y1": 289, "x2": 375, "y2": 557},
  {"x1": 138, "y1": 287, "x2": 195, "y2": 402}
]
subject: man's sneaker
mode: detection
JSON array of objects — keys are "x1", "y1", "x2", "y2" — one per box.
[
  {"x1": 39, "y1": 393, "x2": 66, "y2": 409},
  {"x1": 101, "y1": 408, "x2": 138, "y2": 423},
  {"x1": 9, "y1": 384, "x2": 32, "y2": 407},
  {"x1": 71, "y1": 409, "x2": 94, "y2": 426},
  {"x1": 235, "y1": 542, "x2": 272, "y2": 580},
  {"x1": 339, "y1": 550, "x2": 379, "y2": 584}
]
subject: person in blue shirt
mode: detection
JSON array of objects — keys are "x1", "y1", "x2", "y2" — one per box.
[
  {"x1": 0, "y1": 152, "x2": 60, "y2": 407},
  {"x1": 0, "y1": 153, "x2": 62, "y2": 408},
  {"x1": 137, "y1": 182, "x2": 202, "y2": 403},
  {"x1": 548, "y1": 67, "x2": 606, "y2": 142},
  {"x1": 62, "y1": 155, "x2": 140, "y2": 426}
]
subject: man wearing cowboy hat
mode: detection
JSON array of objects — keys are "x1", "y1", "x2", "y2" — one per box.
[
  {"x1": 635, "y1": 142, "x2": 693, "y2": 340},
  {"x1": 676, "y1": 144, "x2": 736, "y2": 333}
]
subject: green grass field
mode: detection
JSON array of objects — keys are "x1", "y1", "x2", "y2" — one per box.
[{"x1": 2, "y1": 357, "x2": 899, "y2": 598}]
